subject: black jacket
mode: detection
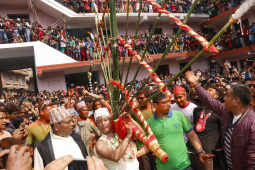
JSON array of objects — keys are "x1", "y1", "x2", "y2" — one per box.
[{"x1": 36, "y1": 131, "x2": 88, "y2": 167}]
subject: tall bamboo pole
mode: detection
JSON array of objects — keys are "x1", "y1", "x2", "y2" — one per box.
[
  {"x1": 123, "y1": 0, "x2": 168, "y2": 101},
  {"x1": 119, "y1": 0, "x2": 143, "y2": 109},
  {"x1": 132, "y1": 23, "x2": 232, "y2": 110},
  {"x1": 118, "y1": 0, "x2": 198, "y2": 114},
  {"x1": 109, "y1": 0, "x2": 120, "y2": 119}
]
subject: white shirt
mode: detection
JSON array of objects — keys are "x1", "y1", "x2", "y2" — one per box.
[
  {"x1": 34, "y1": 130, "x2": 84, "y2": 170},
  {"x1": 171, "y1": 102, "x2": 197, "y2": 143},
  {"x1": 232, "y1": 115, "x2": 242, "y2": 124},
  {"x1": 88, "y1": 111, "x2": 93, "y2": 117}
]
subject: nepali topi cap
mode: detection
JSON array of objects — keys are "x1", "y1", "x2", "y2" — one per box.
[
  {"x1": 77, "y1": 101, "x2": 86, "y2": 111},
  {"x1": 49, "y1": 106, "x2": 71, "y2": 124}
]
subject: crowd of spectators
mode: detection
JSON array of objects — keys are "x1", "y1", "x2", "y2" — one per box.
[
  {"x1": 1, "y1": 16, "x2": 255, "y2": 62},
  {"x1": 0, "y1": 58, "x2": 254, "y2": 169},
  {"x1": 56, "y1": 0, "x2": 243, "y2": 18}
]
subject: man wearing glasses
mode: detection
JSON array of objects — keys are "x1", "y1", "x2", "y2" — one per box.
[
  {"x1": 27, "y1": 100, "x2": 53, "y2": 152},
  {"x1": 130, "y1": 87, "x2": 155, "y2": 170},
  {"x1": 146, "y1": 92, "x2": 214, "y2": 170}
]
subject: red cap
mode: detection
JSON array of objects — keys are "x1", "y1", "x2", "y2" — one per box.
[{"x1": 173, "y1": 86, "x2": 186, "y2": 94}]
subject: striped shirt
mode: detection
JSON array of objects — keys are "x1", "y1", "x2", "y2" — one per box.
[
  {"x1": 224, "y1": 115, "x2": 241, "y2": 169},
  {"x1": 224, "y1": 123, "x2": 235, "y2": 168}
]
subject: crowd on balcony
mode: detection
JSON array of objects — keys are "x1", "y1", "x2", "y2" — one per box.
[
  {"x1": 0, "y1": 16, "x2": 255, "y2": 62},
  {"x1": 56, "y1": 0, "x2": 242, "y2": 18}
]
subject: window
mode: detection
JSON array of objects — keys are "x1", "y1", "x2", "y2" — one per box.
[
  {"x1": 12, "y1": 75, "x2": 17, "y2": 84},
  {"x1": 5, "y1": 74, "x2": 10, "y2": 83},
  {"x1": 155, "y1": 65, "x2": 169, "y2": 77},
  {"x1": 154, "y1": 28, "x2": 162, "y2": 34},
  {"x1": 21, "y1": 78, "x2": 25, "y2": 84},
  {"x1": 19, "y1": 77, "x2": 22, "y2": 84}
]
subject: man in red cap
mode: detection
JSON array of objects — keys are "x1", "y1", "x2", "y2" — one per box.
[{"x1": 171, "y1": 85, "x2": 197, "y2": 143}]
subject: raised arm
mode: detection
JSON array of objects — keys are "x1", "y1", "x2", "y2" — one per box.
[
  {"x1": 185, "y1": 71, "x2": 227, "y2": 117},
  {"x1": 96, "y1": 126, "x2": 133, "y2": 162}
]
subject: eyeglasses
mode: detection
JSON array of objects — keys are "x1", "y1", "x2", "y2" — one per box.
[
  {"x1": 248, "y1": 84, "x2": 255, "y2": 88},
  {"x1": 137, "y1": 97, "x2": 146, "y2": 101},
  {"x1": 40, "y1": 100, "x2": 51, "y2": 111},
  {"x1": 156, "y1": 100, "x2": 171, "y2": 104}
]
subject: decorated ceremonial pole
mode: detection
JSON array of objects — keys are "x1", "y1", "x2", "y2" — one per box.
[
  {"x1": 133, "y1": 19, "x2": 235, "y2": 110},
  {"x1": 133, "y1": 0, "x2": 255, "y2": 109},
  {"x1": 119, "y1": 0, "x2": 201, "y2": 114},
  {"x1": 108, "y1": 0, "x2": 120, "y2": 119}
]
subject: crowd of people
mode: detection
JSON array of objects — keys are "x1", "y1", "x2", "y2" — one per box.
[
  {"x1": 0, "y1": 58, "x2": 254, "y2": 170},
  {"x1": 56, "y1": 0, "x2": 243, "y2": 18},
  {"x1": 1, "y1": 15, "x2": 255, "y2": 62}
]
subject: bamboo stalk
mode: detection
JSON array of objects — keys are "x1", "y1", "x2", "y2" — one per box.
[
  {"x1": 118, "y1": 0, "x2": 144, "y2": 111},
  {"x1": 118, "y1": 0, "x2": 199, "y2": 114},
  {"x1": 118, "y1": 0, "x2": 131, "y2": 105},
  {"x1": 123, "y1": 0, "x2": 168, "y2": 102},
  {"x1": 109, "y1": 0, "x2": 120, "y2": 119},
  {"x1": 123, "y1": 0, "x2": 143, "y2": 89},
  {"x1": 106, "y1": 1, "x2": 112, "y2": 38},
  {"x1": 151, "y1": 0, "x2": 198, "y2": 74},
  {"x1": 120, "y1": 0, "x2": 130, "y2": 84},
  {"x1": 132, "y1": 23, "x2": 232, "y2": 110},
  {"x1": 94, "y1": 7, "x2": 110, "y2": 94}
]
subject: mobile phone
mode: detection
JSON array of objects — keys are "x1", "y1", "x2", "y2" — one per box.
[
  {"x1": 210, "y1": 80, "x2": 216, "y2": 84},
  {"x1": 68, "y1": 159, "x2": 88, "y2": 170},
  {"x1": 228, "y1": 67, "x2": 234, "y2": 73},
  {"x1": 20, "y1": 123, "x2": 25, "y2": 129},
  {"x1": 246, "y1": 60, "x2": 253, "y2": 66},
  {"x1": 76, "y1": 86, "x2": 85, "y2": 96},
  {"x1": 77, "y1": 88, "x2": 83, "y2": 95}
]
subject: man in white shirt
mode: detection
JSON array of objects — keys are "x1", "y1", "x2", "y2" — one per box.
[
  {"x1": 34, "y1": 106, "x2": 88, "y2": 170},
  {"x1": 171, "y1": 85, "x2": 197, "y2": 143}
]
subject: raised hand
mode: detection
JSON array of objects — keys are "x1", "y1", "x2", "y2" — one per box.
[
  {"x1": 44, "y1": 155, "x2": 74, "y2": 170},
  {"x1": 6, "y1": 145, "x2": 32, "y2": 170},
  {"x1": 185, "y1": 71, "x2": 200, "y2": 86},
  {"x1": 68, "y1": 88, "x2": 75, "y2": 98}
]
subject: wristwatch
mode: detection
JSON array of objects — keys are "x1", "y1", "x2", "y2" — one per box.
[{"x1": 198, "y1": 151, "x2": 205, "y2": 155}]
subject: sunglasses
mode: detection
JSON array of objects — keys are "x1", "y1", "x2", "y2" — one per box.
[
  {"x1": 40, "y1": 100, "x2": 51, "y2": 111},
  {"x1": 248, "y1": 84, "x2": 255, "y2": 88}
]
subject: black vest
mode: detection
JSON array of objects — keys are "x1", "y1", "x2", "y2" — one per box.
[{"x1": 36, "y1": 131, "x2": 88, "y2": 167}]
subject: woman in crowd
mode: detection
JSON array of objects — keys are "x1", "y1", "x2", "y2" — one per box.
[{"x1": 95, "y1": 107, "x2": 145, "y2": 170}]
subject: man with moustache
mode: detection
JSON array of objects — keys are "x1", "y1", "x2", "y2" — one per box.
[
  {"x1": 146, "y1": 92, "x2": 214, "y2": 170},
  {"x1": 186, "y1": 71, "x2": 255, "y2": 170}
]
